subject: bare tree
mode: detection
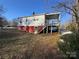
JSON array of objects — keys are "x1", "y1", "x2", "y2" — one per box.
[
  {"x1": 50, "y1": 0, "x2": 79, "y2": 59},
  {"x1": 0, "y1": 5, "x2": 4, "y2": 28},
  {"x1": 0, "y1": 17, "x2": 4, "y2": 27},
  {"x1": 0, "y1": 5, "x2": 8, "y2": 28},
  {"x1": 11, "y1": 19, "x2": 18, "y2": 27},
  {"x1": 0, "y1": 5, "x2": 4, "y2": 16},
  {"x1": 46, "y1": 1, "x2": 79, "y2": 58},
  {"x1": 0, "y1": 16, "x2": 8, "y2": 27},
  {"x1": 52, "y1": 0, "x2": 79, "y2": 32}
]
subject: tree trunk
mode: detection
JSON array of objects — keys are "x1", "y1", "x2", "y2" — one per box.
[{"x1": 75, "y1": 18, "x2": 79, "y2": 59}]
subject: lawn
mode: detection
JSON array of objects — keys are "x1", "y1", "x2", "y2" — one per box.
[{"x1": 0, "y1": 29, "x2": 62, "y2": 59}]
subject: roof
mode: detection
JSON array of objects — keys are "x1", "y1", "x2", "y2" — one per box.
[{"x1": 17, "y1": 12, "x2": 60, "y2": 19}]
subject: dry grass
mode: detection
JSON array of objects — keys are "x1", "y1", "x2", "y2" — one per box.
[{"x1": 0, "y1": 29, "x2": 62, "y2": 59}]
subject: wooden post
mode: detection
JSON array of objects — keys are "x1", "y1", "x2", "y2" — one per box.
[
  {"x1": 58, "y1": 20, "x2": 60, "y2": 34},
  {"x1": 46, "y1": 26, "x2": 48, "y2": 34},
  {"x1": 46, "y1": 20, "x2": 48, "y2": 34},
  {"x1": 43, "y1": 28, "x2": 44, "y2": 33},
  {"x1": 57, "y1": 15, "x2": 60, "y2": 34},
  {"x1": 51, "y1": 26, "x2": 52, "y2": 34}
]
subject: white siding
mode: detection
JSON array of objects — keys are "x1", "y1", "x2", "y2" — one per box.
[
  {"x1": 17, "y1": 17, "x2": 27, "y2": 26},
  {"x1": 17, "y1": 18, "x2": 22, "y2": 26},
  {"x1": 18, "y1": 15, "x2": 45, "y2": 26},
  {"x1": 22, "y1": 18, "x2": 27, "y2": 26},
  {"x1": 29, "y1": 15, "x2": 45, "y2": 26}
]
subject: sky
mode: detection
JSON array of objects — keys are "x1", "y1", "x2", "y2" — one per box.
[{"x1": 0, "y1": 0, "x2": 72, "y2": 24}]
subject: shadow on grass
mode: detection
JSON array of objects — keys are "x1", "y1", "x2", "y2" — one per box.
[
  {"x1": 0, "y1": 29, "x2": 27, "y2": 48},
  {"x1": 0, "y1": 29, "x2": 26, "y2": 39}
]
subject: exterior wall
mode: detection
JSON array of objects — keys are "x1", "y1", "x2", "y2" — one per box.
[
  {"x1": 26, "y1": 15, "x2": 45, "y2": 26},
  {"x1": 17, "y1": 17, "x2": 27, "y2": 31},
  {"x1": 17, "y1": 15, "x2": 45, "y2": 33},
  {"x1": 17, "y1": 13, "x2": 60, "y2": 34}
]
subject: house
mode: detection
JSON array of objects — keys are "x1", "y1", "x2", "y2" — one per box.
[{"x1": 17, "y1": 13, "x2": 60, "y2": 34}]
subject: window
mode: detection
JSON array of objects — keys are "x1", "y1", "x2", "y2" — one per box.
[
  {"x1": 33, "y1": 18, "x2": 38, "y2": 21},
  {"x1": 26, "y1": 19, "x2": 27, "y2": 22},
  {"x1": 20, "y1": 20, "x2": 22, "y2": 23}
]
